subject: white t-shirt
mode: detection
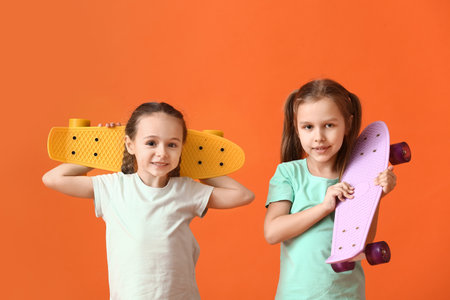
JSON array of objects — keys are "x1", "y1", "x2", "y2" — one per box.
[{"x1": 92, "y1": 172, "x2": 214, "y2": 300}]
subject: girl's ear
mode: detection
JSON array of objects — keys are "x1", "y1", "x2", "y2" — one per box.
[
  {"x1": 346, "y1": 115, "x2": 354, "y2": 135},
  {"x1": 124, "y1": 135, "x2": 135, "y2": 155}
]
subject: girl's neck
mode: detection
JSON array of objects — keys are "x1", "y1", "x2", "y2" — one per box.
[
  {"x1": 306, "y1": 157, "x2": 338, "y2": 179},
  {"x1": 137, "y1": 171, "x2": 170, "y2": 188}
]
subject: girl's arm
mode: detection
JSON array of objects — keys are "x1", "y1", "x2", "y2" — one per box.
[
  {"x1": 200, "y1": 176, "x2": 254, "y2": 209},
  {"x1": 264, "y1": 201, "x2": 331, "y2": 245},
  {"x1": 264, "y1": 182, "x2": 354, "y2": 245},
  {"x1": 42, "y1": 163, "x2": 94, "y2": 199}
]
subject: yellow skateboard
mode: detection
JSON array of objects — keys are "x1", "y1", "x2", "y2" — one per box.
[{"x1": 47, "y1": 119, "x2": 245, "y2": 179}]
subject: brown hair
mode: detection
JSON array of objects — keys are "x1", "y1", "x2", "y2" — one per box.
[
  {"x1": 281, "y1": 79, "x2": 362, "y2": 177},
  {"x1": 121, "y1": 102, "x2": 187, "y2": 176}
]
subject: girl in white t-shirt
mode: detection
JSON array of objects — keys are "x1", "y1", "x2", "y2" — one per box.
[{"x1": 43, "y1": 102, "x2": 254, "y2": 300}]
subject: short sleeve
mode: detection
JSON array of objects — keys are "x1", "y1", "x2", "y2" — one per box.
[
  {"x1": 183, "y1": 178, "x2": 214, "y2": 218},
  {"x1": 91, "y1": 173, "x2": 121, "y2": 218},
  {"x1": 266, "y1": 163, "x2": 295, "y2": 207}
]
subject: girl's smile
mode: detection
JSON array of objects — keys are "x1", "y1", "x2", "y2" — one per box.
[
  {"x1": 312, "y1": 145, "x2": 331, "y2": 154},
  {"x1": 151, "y1": 161, "x2": 169, "y2": 166}
]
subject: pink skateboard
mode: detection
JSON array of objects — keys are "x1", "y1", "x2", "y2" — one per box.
[{"x1": 325, "y1": 121, "x2": 411, "y2": 272}]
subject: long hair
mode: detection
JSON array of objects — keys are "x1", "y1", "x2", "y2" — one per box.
[
  {"x1": 121, "y1": 102, "x2": 187, "y2": 177},
  {"x1": 281, "y1": 79, "x2": 362, "y2": 177}
]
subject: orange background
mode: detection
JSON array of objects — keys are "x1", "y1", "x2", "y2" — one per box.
[{"x1": 1, "y1": 0, "x2": 449, "y2": 299}]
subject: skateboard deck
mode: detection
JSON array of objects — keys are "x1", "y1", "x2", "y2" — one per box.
[
  {"x1": 326, "y1": 121, "x2": 390, "y2": 265},
  {"x1": 47, "y1": 119, "x2": 245, "y2": 179}
]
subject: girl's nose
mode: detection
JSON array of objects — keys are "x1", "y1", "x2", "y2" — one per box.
[
  {"x1": 156, "y1": 145, "x2": 167, "y2": 157},
  {"x1": 314, "y1": 129, "x2": 325, "y2": 142}
]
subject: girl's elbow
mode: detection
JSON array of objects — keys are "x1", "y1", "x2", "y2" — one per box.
[
  {"x1": 243, "y1": 190, "x2": 255, "y2": 205},
  {"x1": 42, "y1": 171, "x2": 61, "y2": 190},
  {"x1": 233, "y1": 189, "x2": 254, "y2": 207},
  {"x1": 264, "y1": 228, "x2": 280, "y2": 245},
  {"x1": 42, "y1": 172, "x2": 53, "y2": 188}
]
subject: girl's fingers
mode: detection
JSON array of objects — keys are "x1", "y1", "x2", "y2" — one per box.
[
  {"x1": 333, "y1": 186, "x2": 353, "y2": 201},
  {"x1": 342, "y1": 182, "x2": 352, "y2": 191},
  {"x1": 339, "y1": 182, "x2": 354, "y2": 192},
  {"x1": 327, "y1": 182, "x2": 355, "y2": 204},
  {"x1": 376, "y1": 166, "x2": 395, "y2": 181},
  {"x1": 375, "y1": 173, "x2": 387, "y2": 186},
  {"x1": 375, "y1": 171, "x2": 397, "y2": 187},
  {"x1": 340, "y1": 190, "x2": 354, "y2": 200},
  {"x1": 97, "y1": 122, "x2": 121, "y2": 128},
  {"x1": 341, "y1": 182, "x2": 354, "y2": 198},
  {"x1": 335, "y1": 191, "x2": 345, "y2": 202}
]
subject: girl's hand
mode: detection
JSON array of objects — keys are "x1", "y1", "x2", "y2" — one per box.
[
  {"x1": 97, "y1": 122, "x2": 121, "y2": 128},
  {"x1": 322, "y1": 182, "x2": 354, "y2": 213},
  {"x1": 374, "y1": 165, "x2": 397, "y2": 196}
]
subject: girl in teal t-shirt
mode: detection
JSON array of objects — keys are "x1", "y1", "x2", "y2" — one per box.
[{"x1": 264, "y1": 79, "x2": 397, "y2": 299}]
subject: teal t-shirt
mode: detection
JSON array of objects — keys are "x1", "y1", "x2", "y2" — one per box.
[{"x1": 266, "y1": 159, "x2": 365, "y2": 300}]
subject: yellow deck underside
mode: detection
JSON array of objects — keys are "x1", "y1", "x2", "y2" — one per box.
[{"x1": 48, "y1": 126, "x2": 245, "y2": 179}]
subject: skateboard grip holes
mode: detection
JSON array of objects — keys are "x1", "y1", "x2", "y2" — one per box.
[
  {"x1": 72, "y1": 136, "x2": 76, "y2": 140},
  {"x1": 352, "y1": 244, "x2": 356, "y2": 247},
  {"x1": 199, "y1": 146, "x2": 203, "y2": 150},
  {"x1": 376, "y1": 134, "x2": 380, "y2": 137},
  {"x1": 71, "y1": 151, "x2": 75, "y2": 155},
  {"x1": 220, "y1": 148, "x2": 224, "y2": 152},
  {"x1": 198, "y1": 161, "x2": 202, "y2": 165},
  {"x1": 373, "y1": 149, "x2": 377, "y2": 152},
  {"x1": 94, "y1": 153, "x2": 98, "y2": 156},
  {"x1": 356, "y1": 227, "x2": 360, "y2": 230},
  {"x1": 360, "y1": 153, "x2": 364, "y2": 156},
  {"x1": 219, "y1": 162, "x2": 224, "y2": 166},
  {"x1": 339, "y1": 247, "x2": 343, "y2": 250},
  {"x1": 95, "y1": 138, "x2": 99, "y2": 142}
]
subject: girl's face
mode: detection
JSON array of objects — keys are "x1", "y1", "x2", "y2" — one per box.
[
  {"x1": 125, "y1": 112, "x2": 184, "y2": 187},
  {"x1": 296, "y1": 97, "x2": 349, "y2": 170}
]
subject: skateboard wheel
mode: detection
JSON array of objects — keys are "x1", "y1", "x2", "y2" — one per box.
[
  {"x1": 69, "y1": 119, "x2": 91, "y2": 127},
  {"x1": 389, "y1": 142, "x2": 411, "y2": 165},
  {"x1": 331, "y1": 261, "x2": 355, "y2": 273},
  {"x1": 365, "y1": 241, "x2": 391, "y2": 265},
  {"x1": 202, "y1": 130, "x2": 224, "y2": 137}
]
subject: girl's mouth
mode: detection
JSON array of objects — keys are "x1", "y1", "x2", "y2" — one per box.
[
  {"x1": 152, "y1": 162, "x2": 169, "y2": 166},
  {"x1": 313, "y1": 146, "x2": 330, "y2": 153}
]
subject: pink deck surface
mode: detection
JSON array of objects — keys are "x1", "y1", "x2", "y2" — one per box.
[{"x1": 326, "y1": 121, "x2": 390, "y2": 264}]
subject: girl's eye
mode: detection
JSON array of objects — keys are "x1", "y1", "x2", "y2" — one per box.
[
  {"x1": 325, "y1": 124, "x2": 334, "y2": 128},
  {"x1": 168, "y1": 143, "x2": 178, "y2": 148},
  {"x1": 304, "y1": 125, "x2": 313, "y2": 130},
  {"x1": 147, "y1": 141, "x2": 157, "y2": 146}
]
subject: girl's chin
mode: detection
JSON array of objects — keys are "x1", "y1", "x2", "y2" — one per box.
[{"x1": 307, "y1": 153, "x2": 337, "y2": 164}]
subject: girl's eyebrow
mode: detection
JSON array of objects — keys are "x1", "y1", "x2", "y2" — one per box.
[
  {"x1": 298, "y1": 118, "x2": 339, "y2": 125},
  {"x1": 143, "y1": 135, "x2": 182, "y2": 142}
]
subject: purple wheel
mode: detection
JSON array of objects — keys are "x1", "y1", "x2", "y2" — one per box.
[
  {"x1": 365, "y1": 241, "x2": 391, "y2": 265},
  {"x1": 389, "y1": 142, "x2": 411, "y2": 165},
  {"x1": 331, "y1": 261, "x2": 356, "y2": 273}
]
